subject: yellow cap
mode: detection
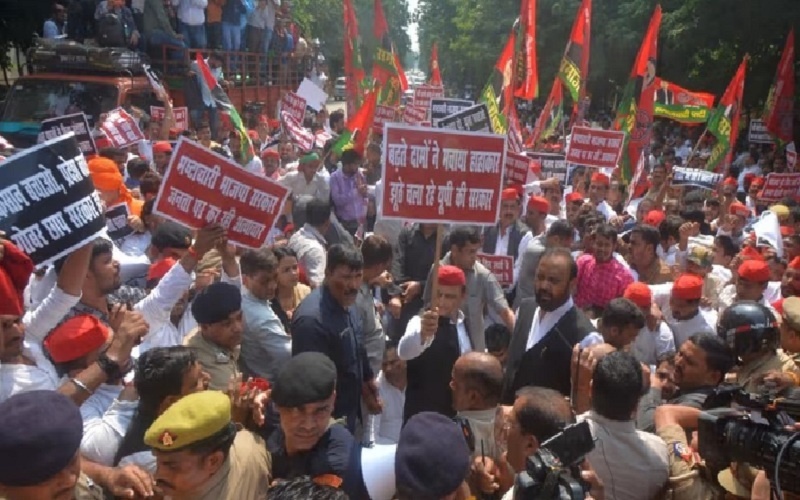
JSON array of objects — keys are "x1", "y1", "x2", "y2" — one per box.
[
  {"x1": 771, "y1": 204, "x2": 790, "y2": 218},
  {"x1": 144, "y1": 391, "x2": 231, "y2": 451}
]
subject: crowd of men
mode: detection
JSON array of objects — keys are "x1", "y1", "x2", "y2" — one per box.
[{"x1": 1, "y1": 91, "x2": 800, "y2": 500}]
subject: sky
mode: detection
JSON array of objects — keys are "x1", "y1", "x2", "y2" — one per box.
[{"x1": 407, "y1": 0, "x2": 420, "y2": 53}]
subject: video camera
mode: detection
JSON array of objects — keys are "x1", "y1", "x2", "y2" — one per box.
[
  {"x1": 698, "y1": 384, "x2": 800, "y2": 495},
  {"x1": 514, "y1": 420, "x2": 595, "y2": 500}
]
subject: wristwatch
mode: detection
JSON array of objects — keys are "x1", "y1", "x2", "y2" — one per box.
[{"x1": 96, "y1": 352, "x2": 132, "y2": 381}]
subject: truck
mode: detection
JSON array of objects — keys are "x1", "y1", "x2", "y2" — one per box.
[{"x1": 0, "y1": 39, "x2": 302, "y2": 148}]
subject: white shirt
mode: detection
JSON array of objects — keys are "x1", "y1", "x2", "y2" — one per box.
[
  {"x1": 397, "y1": 312, "x2": 471, "y2": 361},
  {"x1": 657, "y1": 244, "x2": 679, "y2": 267},
  {"x1": 710, "y1": 264, "x2": 732, "y2": 286},
  {"x1": 172, "y1": 0, "x2": 207, "y2": 26},
  {"x1": 631, "y1": 322, "x2": 676, "y2": 366},
  {"x1": 278, "y1": 170, "x2": 331, "y2": 202},
  {"x1": 288, "y1": 224, "x2": 328, "y2": 287},
  {"x1": 595, "y1": 200, "x2": 617, "y2": 221},
  {"x1": 242, "y1": 156, "x2": 264, "y2": 177},
  {"x1": 135, "y1": 262, "x2": 194, "y2": 356},
  {"x1": 494, "y1": 227, "x2": 510, "y2": 257},
  {"x1": 81, "y1": 384, "x2": 136, "y2": 466},
  {"x1": 367, "y1": 371, "x2": 405, "y2": 445},
  {"x1": 0, "y1": 341, "x2": 60, "y2": 402}
]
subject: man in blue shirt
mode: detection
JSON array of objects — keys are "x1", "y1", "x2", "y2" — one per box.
[{"x1": 291, "y1": 244, "x2": 381, "y2": 432}]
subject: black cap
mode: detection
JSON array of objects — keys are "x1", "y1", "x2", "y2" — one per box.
[
  {"x1": 0, "y1": 391, "x2": 83, "y2": 486},
  {"x1": 395, "y1": 412, "x2": 471, "y2": 499},
  {"x1": 272, "y1": 352, "x2": 336, "y2": 408},
  {"x1": 151, "y1": 221, "x2": 192, "y2": 251},
  {"x1": 191, "y1": 281, "x2": 241, "y2": 325}
]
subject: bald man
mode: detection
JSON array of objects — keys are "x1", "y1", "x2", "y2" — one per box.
[{"x1": 450, "y1": 352, "x2": 505, "y2": 461}]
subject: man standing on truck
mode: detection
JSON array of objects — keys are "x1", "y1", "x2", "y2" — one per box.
[
  {"x1": 189, "y1": 52, "x2": 224, "y2": 139},
  {"x1": 143, "y1": 0, "x2": 187, "y2": 60}
]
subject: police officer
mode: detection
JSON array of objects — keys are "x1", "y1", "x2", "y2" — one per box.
[
  {"x1": 0, "y1": 391, "x2": 104, "y2": 500},
  {"x1": 145, "y1": 390, "x2": 272, "y2": 499},
  {"x1": 653, "y1": 404, "x2": 724, "y2": 500},
  {"x1": 718, "y1": 301, "x2": 799, "y2": 392},
  {"x1": 265, "y1": 352, "x2": 371, "y2": 498}
]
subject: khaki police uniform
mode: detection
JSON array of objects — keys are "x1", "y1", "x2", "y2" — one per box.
[
  {"x1": 656, "y1": 424, "x2": 724, "y2": 500},
  {"x1": 735, "y1": 350, "x2": 799, "y2": 393},
  {"x1": 145, "y1": 391, "x2": 271, "y2": 500},
  {"x1": 185, "y1": 329, "x2": 241, "y2": 390}
]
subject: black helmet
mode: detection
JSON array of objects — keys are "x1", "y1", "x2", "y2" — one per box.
[{"x1": 717, "y1": 301, "x2": 778, "y2": 360}]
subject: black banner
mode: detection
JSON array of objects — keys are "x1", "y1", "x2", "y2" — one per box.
[
  {"x1": 38, "y1": 113, "x2": 97, "y2": 156},
  {"x1": 436, "y1": 103, "x2": 493, "y2": 133},
  {"x1": 671, "y1": 166, "x2": 723, "y2": 190},
  {"x1": 0, "y1": 133, "x2": 106, "y2": 266},
  {"x1": 430, "y1": 98, "x2": 474, "y2": 126},
  {"x1": 528, "y1": 152, "x2": 568, "y2": 183},
  {"x1": 105, "y1": 203, "x2": 133, "y2": 240}
]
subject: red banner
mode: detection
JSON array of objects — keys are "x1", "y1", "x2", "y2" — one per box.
[
  {"x1": 100, "y1": 108, "x2": 144, "y2": 148},
  {"x1": 477, "y1": 253, "x2": 513, "y2": 287},
  {"x1": 565, "y1": 126, "x2": 625, "y2": 169},
  {"x1": 764, "y1": 29, "x2": 795, "y2": 143},
  {"x1": 373, "y1": 105, "x2": 398, "y2": 134},
  {"x1": 504, "y1": 151, "x2": 530, "y2": 186},
  {"x1": 379, "y1": 124, "x2": 506, "y2": 224},
  {"x1": 280, "y1": 92, "x2": 308, "y2": 125},
  {"x1": 403, "y1": 105, "x2": 428, "y2": 125},
  {"x1": 760, "y1": 173, "x2": 800, "y2": 203},
  {"x1": 154, "y1": 138, "x2": 290, "y2": 248},
  {"x1": 413, "y1": 85, "x2": 444, "y2": 109},
  {"x1": 150, "y1": 106, "x2": 190, "y2": 132},
  {"x1": 280, "y1": 111, "x2": 315, "y2": 151}
]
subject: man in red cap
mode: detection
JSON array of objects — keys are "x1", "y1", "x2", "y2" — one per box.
[
  {"x1": 481, "y1": 188, "x2": 528, "y2": 263},
  {"x1": 624, "y1": 282, "x2": 675, "y2": 366},
  {"x1": 260, "y1": 148, "x2": 282, "y2": 180},
  {"x1": 723, "y1": 202, "x2": 751, "y2": 247},
  {"x1": 718, "y1": 259, "x2": 777, "y2": 317},
  {"x1": 587, "y1": 172, "x2": 617, "y2": 221},
  {"x1": 565, "y1": 191, "x2": 584, "y2": 227},
  {"x1": 746, "y1": 177, "x2": 764, "y2": 214},
  {"x1": 151, "y1": 141, "x2": 172, "y2": 175},
  {"x1": 653, "y1": 273, "x2": 716, "y2": 347},
  {"x1": 398, "y1": 265, "x2": 471, "y2": 422}
]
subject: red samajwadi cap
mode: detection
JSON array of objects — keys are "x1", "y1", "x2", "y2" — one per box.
[
  {"x1": 153, "y1": 141, "x2": 172, "y2": 154},
  {"x1": 590, "y1": 172, "x2": 610, "y2": 186},
  {"x1": 44, "y1": 315, "x2": 110, "y2": 363},
  {"x1": 623, "y1": 282, "x2": 652, "y2": 309},
  {"x1": 722, "y1": 177, "x2": 738, "y2": 187},
  {"x1": 738, "y1": 259, "x2": 770, "y2": 283},
  {"x1": 565, "y1": 192, "x2": 584, "y2": 204},
  {"x1": 672, "y1": 274, "x2": 704, "y2": 301},
  {"x1": 643, "y1": 210, "x2": 666, "y2": 228},
  {"x1": 739, "y1": 246, "x2": 765, "y2": 262},
  {"x1": 729, "y1": 202, "x2": 751, "y2": 218},
  {"x1": 501, "y1": 188, "x2": 519, "y2": 202},
  {"x1": 789, "y1": 256, "x2": 800, "y2": 271},
  {"x1": 527, "y1": 195, "x2": 549, "y2": 214},
  {"x1": 437, "y1": 265, "x2": 466, "y2": 287},
  {"x1": 751, "y1": 177, "x2": 765, "y2": 188}
]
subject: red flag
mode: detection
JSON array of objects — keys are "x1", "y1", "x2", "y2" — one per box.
[
  {"x1": 429, "y1": 42, "x2": 442, "y2": 86},
  {"x1": 393, "y1": 51, "x2": 409, "y2": 91},
  {"x1": 530, "y1": 77, "x2": 563, "y2": 148},
  {"x1": 343, "y1": 0, "x2": 366, "y2": 116},
  {"x1": 513, "y1": 0, "x2": 538, "y2": 100},
  {"x1": 764, "y1": 29, "x2": 794, "y2": 143},
  {"x1": 615, "y1": 6, "x2": 661, "y2": 183},
  {"x1": 705, "y1": 57, "x2": 747, "y2": 172},
  {"x1": 495, "y1": 31, "x2": 517, "y2": 116},
  {"x1": 346, "y1": 88, "x2": 378, "y2": 154}
]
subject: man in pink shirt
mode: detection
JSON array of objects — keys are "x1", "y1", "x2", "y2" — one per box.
[{"x1": 574, "y1": 223, "x2": 634, "y2": 313}]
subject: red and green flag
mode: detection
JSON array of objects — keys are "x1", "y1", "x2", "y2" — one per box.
[
  {"x1": 333, "y1": 88, "x2": 378, "y2": 155},
  {"x1": 612, "y1": 5, "x2": 661, "y2": 185},
  {"x1": 372, "y1": 0, "x2": 407, "y2": 106},
  {"x1": 558, "y1": 0, "x2": 591, "y2": 112},
  {"x1": 653, "y1": 78, "x2": 715, "y2": 124},
  {"x1": 512, "y1": 0, "x2": 538, "y2": 101},
  {"x1": 343, "y1": 0, "x2": 366, "y2": 117},
  {"x1": 479, "y1": 31, "x2": 515, "y2": 134},
  {"x1": 530, "y1": 76, "x2": 563, "y2": 148},
  {"x1": 705, "y1": 57, "x2": 747, "y2": 172},
  {"x1": 195, "y1": 52, "x2": 253, "y2": 163},
  {"x1": 429, "y1": 41, "x2": 442, "y2": 86},
  {"x1": 763, "y1": 29, "x2": 794, "y2": 143}
]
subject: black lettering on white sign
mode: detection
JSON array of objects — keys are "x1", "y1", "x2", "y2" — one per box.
[{"x1": 38, "y1": 113, "x2": 97, "y2": 156}]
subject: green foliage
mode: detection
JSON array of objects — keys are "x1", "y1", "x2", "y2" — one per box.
[
  {"x1": 417, "y1": 0, "x2": 800, "y2": 109},
  {"x1": 293, "y1": 0, "x2": 411, "y2": 78}
]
